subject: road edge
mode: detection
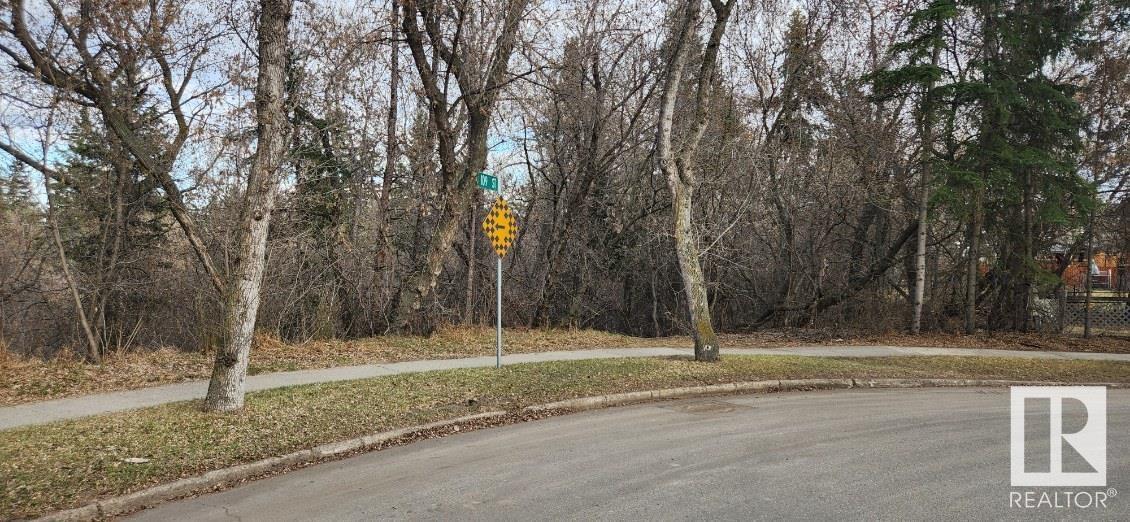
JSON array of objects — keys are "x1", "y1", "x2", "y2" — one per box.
[{"x1": 36, "y1": 378, "x2": 1129, "y2": 521}]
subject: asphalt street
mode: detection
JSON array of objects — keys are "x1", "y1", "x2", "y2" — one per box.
[{"x1": 129, "y1": 388, "x2": 1130, "y2": 521}]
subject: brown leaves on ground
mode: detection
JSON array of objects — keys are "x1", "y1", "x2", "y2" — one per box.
[
  {"x1": 1, "y1": 326, "x2": 1126, "y2": 406},
  {"x1": 0, "y1": 327, "x2": 660, "y2": 406},
  {"x1": 0, "y1": 349, "x2": 212, "y2": 407}
]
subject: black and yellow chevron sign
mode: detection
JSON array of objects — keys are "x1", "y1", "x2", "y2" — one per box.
[{"x1": 481, "y1": 196, "x2": 517, "y2": 257}]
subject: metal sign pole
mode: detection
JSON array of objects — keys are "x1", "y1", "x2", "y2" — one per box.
[
  {"x1": 480, "y1": 183, "x2": 512, "y2": 370},
  {"x1": 496, "y1": 256, "x2": 502, "y2": 368}
]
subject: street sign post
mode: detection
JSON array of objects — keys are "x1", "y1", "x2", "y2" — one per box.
[
  {"x1": 481, "y1": 196, "x2": 516, "y2": 368},
  {"x1": 477, "y1": 172, "x2": 499, "y2": 192}
]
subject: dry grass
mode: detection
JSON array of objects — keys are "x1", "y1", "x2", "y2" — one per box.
[
  {"x1": 2, "y1": 326, "x2": 1127, "y2": 406},
  {"x1": 0, "y1": 327, "x2": 657, "y2": 406},
  {"x1": 3, "y1": 354, "x2": 1130, "y2": 519},
  {"x1": 248, "y1": 326, "x2": 659, "y2": 371},
  {"x1": 716, "y1": 328, "x2": 1130, "y2": 352},
  {"x1": 0, "y1": 349, "x2": 211, "y2": 406}
]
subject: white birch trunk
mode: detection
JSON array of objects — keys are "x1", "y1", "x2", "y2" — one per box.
[{"x1": 911, "y1": 18, "x2": 942, "y2": 335}]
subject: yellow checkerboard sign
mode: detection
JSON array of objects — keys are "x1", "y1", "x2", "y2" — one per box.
[{"x1": 482, "y1": 196, "x2": 517, "y2": 257}]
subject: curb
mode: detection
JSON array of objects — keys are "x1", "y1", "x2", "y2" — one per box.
[
  {"x1": 522, "y1": 378, "x2": 1130, "y2": 414},
  {"x1": 35, "y1": 378, "x2": 1130, "y2": 520},
  {"x1": 37, "y1": 411, "x2": 508, "y2": 521},
  {"x1": 857, "y1": 378, "x2": 1129, "y2": 389}
]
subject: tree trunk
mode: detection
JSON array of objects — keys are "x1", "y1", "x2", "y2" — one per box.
[
  {"x1": 392, "y1": 181, "x2": 474, "y2": 332},
  {"x1": 964, "y1": 190, "x2": 981, "y2": 334},
  {"x1": 464, "y1": 202, "x2": 477, "y2": 325},
  {"x1": 1084, "y1": 211, "x2": 1094, "y2": 338},
  {"x1": 390, "y1": 0, "x2": 527, "y2": 332},
  {"x1": 654, "y1": 0, "x2": 732, "y2": 361},
  {"x1": 911, "y1": 30, "x2": 941, "y2": 335},
  {"x1": 389, "y1": 111, "x2": 486, "y2": 332},
  {"x1": 767, "y1": 160, "x2": 796, "y2": 319},
  {"x1": 651, "y1": 271, "x2": 661, "y2": 337},
  {"x1": 1021, "y1": 169, "x2": 1033, "y2": 331},
  {"x1": 672, "y1": 181, "x2": 719, "y2": 360},
  {"x1": 375, "y1": 0, "x2": 399, "y2": 300},
  {"x1": 43, "y1": 171, "x2": 101, "y2": 362},
  {"x1": 911, "y1": 172, "x2": 929, "y2": 334},
  {"x1": 204, "y1": 0, "x2": 293, "y2": 412}
]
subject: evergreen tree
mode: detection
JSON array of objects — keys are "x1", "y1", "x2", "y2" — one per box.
[
  {"x1": 52, "y1": 106, "x2": 170, "y2": 351},
  {"x1": 1, "y1": 161, "x2": 34, "y2": 212},
  {"x1": 56, "y1": 110, "x2": 169, "y2": 265},
  {"x1": 279, "y1": 50, "x2": 361, "y2": 339},
  {"x1": 871, "y1": 0, "x2": 1093, "y2": 332},
  {"x1": 777, "y1": 9, "x2": 828, "y2": 151},
  {"x1": 965, "y1": 0, "x2": 1093, "y2": 330}
]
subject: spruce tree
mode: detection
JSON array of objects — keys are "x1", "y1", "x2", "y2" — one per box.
[
  {"x1": 52, "y1": 106, "x2": 170, "y2": 351},
  {"x1": 1, "y1": 161, "x2": 34, "y2": 212},
  {"x1": 966, "y1": 0, "x2": 1093, "y2": 330},
  {"x1": 872, "y1": 0, "x2": 1094, "y2": 332}
]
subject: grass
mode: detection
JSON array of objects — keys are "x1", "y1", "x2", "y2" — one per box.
[
  {"x1": 0, "y1": 327, "x2": 660, "y2": 406},
  {"x1": 3, "y1": 354, "x2": 1130, "y2": 519},
  {"x1": 3, "y1": 326, "x2": 1128, "y2": 406}
]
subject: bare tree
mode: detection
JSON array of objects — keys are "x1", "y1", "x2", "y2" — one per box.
[
  {"x1": 1, "y1": 0, "x2": 1122, "y2": 362},
  {"x1": 0, "y1": 0, "x2": 228, "y2": 295},
  {"x1": 376, "y1": 0, "x2": 400, "y2": 307},
  {"x1": 656, "y1": 0, "x2": 734, "y2": 361},
  {"x1": 204, "y1": 0, "x2": 293, "y2": 411},
  {"x1": 525, "y1": 2, "x2": 658, "y2": 327},
  {"x1": 390, "y1": 0, "x2": 529, "y2": 332}
]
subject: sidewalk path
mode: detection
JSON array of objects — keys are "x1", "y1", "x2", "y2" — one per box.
[{"x1": 4, "y1": 345, "x2": 1129, "y2": 430}]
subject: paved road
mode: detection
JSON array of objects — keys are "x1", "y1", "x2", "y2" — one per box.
[
  {"x1": 131, "y1": 388, "x2": 1130, "y2": 521},
  {"x1": 5, "y1": 345, "x2": 1130, "y2": 430}
]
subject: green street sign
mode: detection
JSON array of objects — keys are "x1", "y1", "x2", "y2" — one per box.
[{"x1": 477, "y1": 172, "x2": 499, "y2": 192}]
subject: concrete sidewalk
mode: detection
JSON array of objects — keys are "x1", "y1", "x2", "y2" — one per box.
[{"x1": 4, "y1": 345, "x2": 1129, "y2": 430}]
